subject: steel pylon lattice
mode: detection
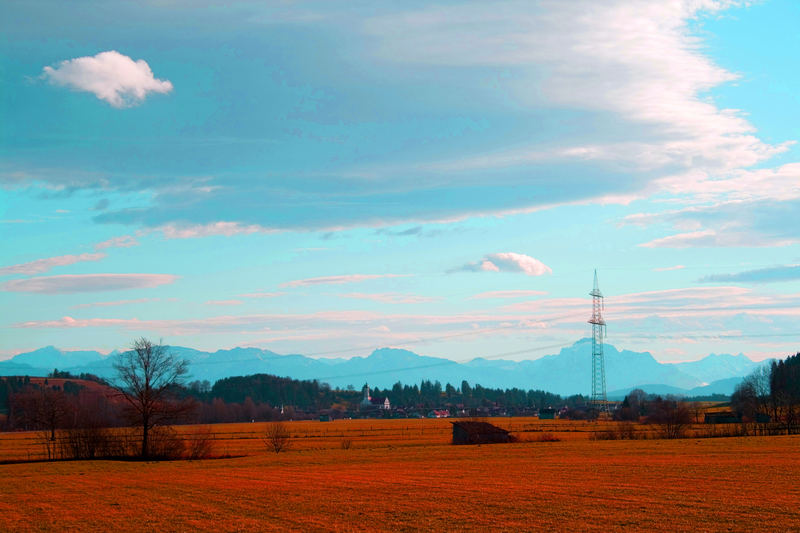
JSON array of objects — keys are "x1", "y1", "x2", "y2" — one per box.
[{"x1": 588, "y1": 269, "x2": 608, "y2": 413}]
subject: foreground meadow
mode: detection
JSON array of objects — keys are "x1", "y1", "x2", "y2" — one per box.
[{"x1": 1, "y1": 419, "x2": 799, "y2": 531}]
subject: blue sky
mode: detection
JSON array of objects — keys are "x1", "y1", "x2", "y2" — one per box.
[{"x1": 2, "y1": 0, "x2": 800, "y2": 363}]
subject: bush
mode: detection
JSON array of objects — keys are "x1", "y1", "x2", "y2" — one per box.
[
  {"x1": 340, "y1": 438, "x2": 353, "y2": 450},
  {"x1": 186, "y1": 426, "x2": 216, "y2": 460},
  {"x1": 147, "y1": 426, "x2": 185, "y2": 460},
  {"x1": 647, "y1": 397, "x2": 692, "y2": 439},
  {"x1": 590, "y1": 422, "x2": 641, "y2": 441},
  {"x1": 264, "y1": 422, "x2": 291, "y2": 454}
]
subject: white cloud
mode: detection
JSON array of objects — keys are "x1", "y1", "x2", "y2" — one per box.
[
  {"x1": 42, "y1": 50, "x2": 173, "y2": 108},
  {"x1": 364, "y1": 1, "x2": 782, "y2": 181},
  {"x1": 456, "y1": 253, "x2": 552, "y2": 276},
  {"x1": 0, "y1": 253, "x2": 106, "y2": 276},
  {"x1": 3, "y1": 273, "x2": 177, "y2": 294}
]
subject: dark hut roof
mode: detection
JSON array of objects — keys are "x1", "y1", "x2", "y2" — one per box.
[{"x1": 451, "y1": 421, "x2": 509, "y2": 435}]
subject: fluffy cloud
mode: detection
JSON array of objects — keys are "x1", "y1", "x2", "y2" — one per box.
[
  {"x1": 42, "y1": 50, "x2": 173, "y2": 108},
  {"x1": 280, "y1": 274, "x2": 409, "y2": 288},
  {"x1": 455, "y1": 253, "x2": 551, "y2": 276},
  {"x1": 3, "y1": 273, "x2": 177, "y2": 293},
  {"x1": 0, "y1": 253, "x2": 106, "y2": 276}
]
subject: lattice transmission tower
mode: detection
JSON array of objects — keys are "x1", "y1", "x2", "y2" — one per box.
[{"x1": 588, "y1": 269, "x2": 608, "y2": 413}]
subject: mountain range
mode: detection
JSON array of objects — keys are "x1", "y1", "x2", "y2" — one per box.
[{"x1": 0, "y1": 339, "x2": 762, "y2": 397}]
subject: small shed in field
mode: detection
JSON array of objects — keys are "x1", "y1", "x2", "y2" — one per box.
[
  {"x1": 704, "y1": 412, "x2": 741, "y2": 424},
  {"x1": 451, "y1": 421, "x2": 511, "y2": 445},
  {"x1": 538, "y1": 408, "x2": 556, "y2": 420}
]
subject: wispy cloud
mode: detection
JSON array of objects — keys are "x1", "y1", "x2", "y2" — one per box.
[
  {"x1": 42, "y1": 50, "x2": 173, "y2": 108},
  {"x1": 280, "y1": 274, "x2": 409, "y2": 288},
  {"x1": 364, "y1": 1, "x2": 781, "y2": 177},
  {"x1": 470, "y1": 290, "x2": 547, "y2": 299},
  {"x1": 0, "y1": 253, "x2": 106, "y2": 276},
  {"x1": 239, "y1": 291, "x2": 285, "y2": 299},
  {"x1": 72, "y1": 298, "x2": 160, "y2": 309},
  {"x1": 640, "y1": 230, "x2": 753, "y2": 248},
  {"x1": 3, "y1": 273, "x2": 177, "y2": 294},
  {"x1": 205, "y1": 299, "x2": 244, "y2": 306},
  {"x1": 156, "y1": 222, "x2": 277, "y2": 239},
  {"x1": 653, "y1": 265, "x2": 686, "y2": 272},
  {"x1": 699, "y1": 265, "x2": 800, "y2": 284},
  {"x1": 340, "y1": 292, "x2": 438, "y2": 304},
  {"x1": 94, "y1": 235, "x2": 138, "y2": 250},
  {"x1": 453, "y1": 253, "x2": 551, "y2": 276}
]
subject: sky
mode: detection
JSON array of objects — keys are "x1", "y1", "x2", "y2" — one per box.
[{"x1": 2, "y1": 0, "x2": 800, "y2": 364}]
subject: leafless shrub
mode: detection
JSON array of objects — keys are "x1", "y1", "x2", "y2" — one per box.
[
  {"x1": 340, "y1": 438, "x2": 353, "y2": 450},
  {"x1": 533, "y1": 432, "x2": 560, "y2": 442},
  {"x1": 264, "y1": 422, "x2": 291, "y2": 454},
  {"x1": 60, "y1": 426, "x2": 109, "y2": 459},
  {"x1": 147, "y1": 426, "x2": 185, "y2": 460},
  {"x1": 616, "y1": 422, "x2": 638, "y2": 440},
  {"x1": 590, "y1": 422, "x2": 642, "y2": 441},
  {"x1": 589, "y1": 429, "x2": 617, "y2": 441},
  {"x1": 647, "y1": 397, "x2": 692, "y2": 439},
  {"x1": 186, "y1": 426, "x2": 216, "y2": 460}
]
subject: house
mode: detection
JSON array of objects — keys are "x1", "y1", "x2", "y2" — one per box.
[
  {"x1": 538, "y1": 407, "x2": 556, "y2": 420},
  {"x1": 427, "y1": 409, "x2": 450, "y2": 418},
  {"x1": 371, "y1": 396, "x2": 391, "y2": 410},
  {"x1": 451, "y1": 421, "x2": 511, "y2": 445}
]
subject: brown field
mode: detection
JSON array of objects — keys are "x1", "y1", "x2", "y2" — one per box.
[{"x1": 2, "y1": 418, "x2": 799, "y2": 531}]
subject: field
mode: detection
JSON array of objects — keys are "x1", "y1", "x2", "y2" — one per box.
[{"x1": 2, "y1": 419, "x2": 799, "y2": 531}]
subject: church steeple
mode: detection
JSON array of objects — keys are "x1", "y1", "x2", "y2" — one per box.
[{"x1": 362, "y1": 383, "x2": 371, "y2": 406}]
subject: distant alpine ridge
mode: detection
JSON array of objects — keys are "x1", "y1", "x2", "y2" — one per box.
[{"x1": 0, "y1": 339, "x2": 762, "y2": 397}]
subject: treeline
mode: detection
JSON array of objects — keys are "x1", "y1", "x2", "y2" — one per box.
[
  {"x1": 732, "y1": 352, "x2": 800, "y2": 434},
  {"x1": 1, "y1": 371, "x2": 582, "y2": 429},
  {"x1": 367, "y1": 380, "x2": 574, "y2": 411}
]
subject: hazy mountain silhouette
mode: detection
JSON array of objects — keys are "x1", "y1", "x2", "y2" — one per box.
[{"x1": 0, "y1": 339, "x2": 758, "y2": 396}]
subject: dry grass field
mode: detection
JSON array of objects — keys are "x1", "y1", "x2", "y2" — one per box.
[{"x1": 2, "y1": 418, "x2": 799, "y2": 531}]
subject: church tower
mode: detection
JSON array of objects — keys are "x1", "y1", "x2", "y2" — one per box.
[{"x1": 361, "y1": 383, "x2": 371, "y2": 407}]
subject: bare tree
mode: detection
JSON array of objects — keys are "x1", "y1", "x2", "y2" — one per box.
[
  {"x1": 113, "y1": 338, "x2": 194, "y2": 458},
  {"x1": 11, "y1": 386, "x2": 73, "y2": 459},
  {"x1": 647, "y1": 396, "x2": 692, "y2": 439},
  {"x1": 264, "y1": 422, "x2": 291, "y2": 453},
  {"x1": 12, "y1": 386, "x2": 72, "y2": 442}
]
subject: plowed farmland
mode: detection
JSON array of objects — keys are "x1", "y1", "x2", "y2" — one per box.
[{"x1": 1, "y1": 419, "x2": 799, "y2": 531}]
